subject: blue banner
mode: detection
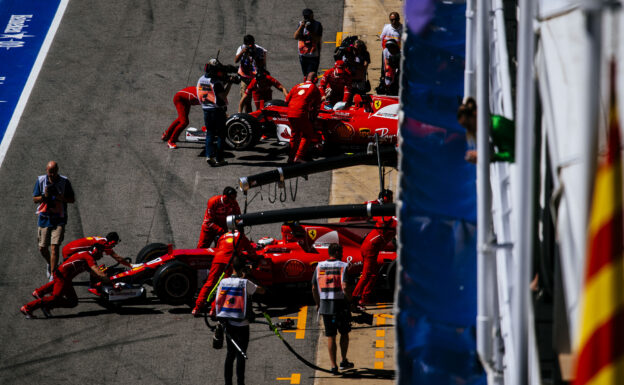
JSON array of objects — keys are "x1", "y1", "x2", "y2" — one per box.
[
  {"x1": 397, "y1": 1, "x2": 484, "y2": 384},
  {"x1": 0, "y1": 0, "x2": 67, "y2": 164}
]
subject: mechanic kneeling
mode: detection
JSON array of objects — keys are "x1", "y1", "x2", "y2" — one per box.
[
  {"x1": 21, "y1": 243, "x2": 111, "y2": 319},
  {"x1": 213, "y1": 256, "x2": 265, "y2": 385}
]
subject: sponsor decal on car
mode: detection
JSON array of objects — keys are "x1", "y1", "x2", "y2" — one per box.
[
  {"x1": 374, "y1": 100, "x2": 382, "y2": 110},
  {"x1": 335, "y1": 123, "x2": 354, "y2": 138},
  {"x1": 307, "y1": 229, "x2": 317, "y2": 240},
  {"x1": 359, "y1": 127, "x2": 370, "y2": 137}
]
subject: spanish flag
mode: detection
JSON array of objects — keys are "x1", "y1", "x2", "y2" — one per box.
[{"x1": 574, "y1": 60, "x2": 624, "y2": 385}]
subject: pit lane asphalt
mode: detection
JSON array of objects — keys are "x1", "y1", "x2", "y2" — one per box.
[{"x1": 0, "y1": 1, "x2": 343, "y2": 384}]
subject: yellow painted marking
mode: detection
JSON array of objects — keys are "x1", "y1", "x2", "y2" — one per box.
[
  {"x1": 281, "y1": 306, "x2": 308, "y2": 339},
  {"x1": 276, "y1": 373, "x2": 301, "y2": 384},
  {"x1": 376, "y1": 330, "x2": 385, "y2": 337},
  {"x1": 376, "y1": 317, "x2": 386, "y2": 326},
  {"x1": 375, "y1": 351, "x2": 384, "y2": 359},
  {"x1": 374, "y1": 361, "x2": 384, "y2": 369},
  {"x1": 335, "y1": 32, "x2": 342, "y2": 46},
  {"x1": 376, "y1": 340, "x2": 385, "y2": 348}
]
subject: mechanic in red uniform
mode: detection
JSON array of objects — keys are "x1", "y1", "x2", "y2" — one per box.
[
  {"x1": 197, "y1": 187, "x2": 241, "y2": 248},
  {"x1": 192, "y1": 230, "x2": 257, "y2": 316},
  {"x1": 285, "y1": 72, "x2": 322, "y2": 163},
  {"x1": 161, "y1": 86, "x2": 200, "y2": 149},
  {"x1": 62, "y1": 232, "x2": 131, "y2": 268},
  {"x1": 238, "y1": 69, "x2": 288, "y2": 112},
  {"x1": 21, "y1": 243, "x2": 111, "y2": 318},
  {"x1": 352, "y1": 215, "x2": 397, "y2": 306},
  {"x1": 319, "y1": 60, "x2": 353, "y2": 108}
]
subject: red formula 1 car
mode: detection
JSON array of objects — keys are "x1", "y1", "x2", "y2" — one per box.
[
  {"x1": 96, "y1": 217, "x2": 396, "y2": 306},
  {"x1": 185, "y1": 94, "x2": 399, "y2": 152}
]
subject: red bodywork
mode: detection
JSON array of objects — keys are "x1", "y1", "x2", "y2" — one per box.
[
  {"x1": 252, "y1": 95, "x2": 399, "y2": 148},
  {"x1": 108, "y1": 221, "x2": 396, "y2": 290}
]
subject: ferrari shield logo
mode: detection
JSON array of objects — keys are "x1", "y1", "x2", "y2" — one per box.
[
  {"x1": 307, "y1": 229, "x2": 317, "y2": 240},
  {"x1": 374, "y1": 100, "x2": 382, "y2": 110}
]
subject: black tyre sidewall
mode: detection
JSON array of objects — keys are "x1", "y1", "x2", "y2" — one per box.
[
  {"x1": 225, "y1": 114, "x2": 259, "y2": 150},
  {"x1": 153, "y1": 261, "x2": 197, "y2": 305},
  {"x1": 136, "y1": 243, "x2": 168, "y2": 264}
]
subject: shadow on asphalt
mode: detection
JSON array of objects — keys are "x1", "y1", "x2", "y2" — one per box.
[{"x1": 338, "y1": 368, "x2": 396, "y2": 380}]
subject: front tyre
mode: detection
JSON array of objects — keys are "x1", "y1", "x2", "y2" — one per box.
[
  {"x1": 135, "y1": 243, "x2": 168, "y2": 264},
  {"x1": 152, "y1": 261, "x2": 197, "y2": 306},
  {"x1": 225, "y1": 113, "x2": 260, "y2": 150}
]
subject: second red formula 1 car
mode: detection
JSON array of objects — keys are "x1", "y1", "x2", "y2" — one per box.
[
  {"x1": 185, "y1": 94, "x2": 399, "y2": 152},
  {"x1": 96, "y1": 204, "x2": 397, "y2": 306}
]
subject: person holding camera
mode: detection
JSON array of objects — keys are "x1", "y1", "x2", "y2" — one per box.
[
  {"x1": 212, "y1": 255, "x2": 265, "y2": 385},
  {"x1": 311, "y1": 243, "x2": 354, "y2": 375},
  {"x1": 198, "y1": 60, "x2": 233, "y2": 167},
  {"x1": 293, "y1": 8, "x2": 323, "y2": 78},
  {"x1": 33, "y1": 161, "x2": 76, "y2": 280},
  {"x1": 346, "y1": 40, "x2": 371, "y2": 95},
  {"x1": 235, "y1": 35, "x2": 267, "y2": 113},
  {"x1": 238, "y1": 69, "x2": 288, "y2": 113}
]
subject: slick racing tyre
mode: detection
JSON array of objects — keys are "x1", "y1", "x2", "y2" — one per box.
[
  {"x1": 153, "y1": 261, "x2": 197, "y2": 306},
  {"x1": 225, "y1": 113, "x2": 260, "y2": 150},
  {"x1": 263, "y1": 99, "x2": 287, "y2": 107},
  {"x1": 135, "y1": 243, "x2": 168, "y2": 264}
]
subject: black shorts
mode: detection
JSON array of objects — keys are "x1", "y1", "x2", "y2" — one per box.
[{"x1": 322, "y1": 311, "x2": 351, "y2": 337}]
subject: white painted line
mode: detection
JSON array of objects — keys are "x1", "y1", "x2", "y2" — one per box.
[{"x1": 0, "y1": 0, "x2": 70, "y2": 169}]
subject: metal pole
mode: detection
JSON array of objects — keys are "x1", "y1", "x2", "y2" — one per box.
[
  {"x1": 465, "y1": 0, "x2": 477, "y2": 98},
  {"x1": 513, "y1": 1, "x2": 537, "y2": 384},
  {"x1": 492, "y1": 0, "x2": 514, "y2": 119},
  {"x1": 573, "y1": 0, "x2": 603, "y2": 344},
  {"x1": 475, "y1": 0, "x2": 499, "y2": 381}
]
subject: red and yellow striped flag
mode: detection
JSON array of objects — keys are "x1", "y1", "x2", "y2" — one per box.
[{"x1": 574, "y1": 60, "x2": 624, "y2": 385}]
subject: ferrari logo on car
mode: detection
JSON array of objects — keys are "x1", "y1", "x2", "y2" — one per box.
[
  {"x1": 307, "y1": 229, "x2": 317, "y2": 240},
  {"x1": 374, "y1": 100, "x2": 382, "y2": 110}
]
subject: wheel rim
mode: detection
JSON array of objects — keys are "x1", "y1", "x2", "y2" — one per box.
[
  {"x1": 228, "y1": 122, "x2": 250, "y2": 147},
  {"x1": 164, "y1": 272, "x2": 191, "y2": 298}
]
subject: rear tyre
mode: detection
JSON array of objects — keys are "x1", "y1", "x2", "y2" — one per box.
[
  {"x1": 153, "y1": 261, "x2": 197, "y2": 306},
  {"x1": 225, "y1": 113, "x2": 260, "y2": 150},
  {"x1": 135, "y1": 243, "x2": 168, "y2": 264}
]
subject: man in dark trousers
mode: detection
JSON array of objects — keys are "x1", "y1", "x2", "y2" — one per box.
[
  {"x1": 213, "y1": 256, "x2": 265, "y2": 385},
  {"x1": 294, "y1": 8, "x2": 323, "y2": 78},
  {"x1": 21, "y1": 243, "x2": 110, "y2": 318},
  {"x1": 311, "y1": 243, "x2": 355, "y2": 375}
]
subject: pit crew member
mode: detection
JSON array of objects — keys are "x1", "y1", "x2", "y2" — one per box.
[
  {"x1": 21, "y1": 243, "x2": 110, "y2": 318},
  {"x1": 235, "y1": 34, "x2": 267, "y2": 113},
  {"x1": 238, "y1": 69, "x2": 288, "y2": 112},
  {"x1": 62, "y1": 232, "x2": 131, "y2": 268},
  {"x1": 197, "y1": 187, "x2": 241, "y2": 249},
  {"x1": 161, "y1": 86, "x2": 200, "y2": 149},
  {"x1": 285, "y1": 72, "x2": 322, "y2": 163},
  {"x1": 352, "y1": 215, "x2": 397, "y2": 306},
  {"x1": 198, "y1": 60, "x2": 233, "y2": 167},
  {"x1": 214, "y1": 256, "x2": 266, "y2": 385},
  {"x1": 193, "y1": 230, "x2": 257, "y2": 316},
  {"x1": 381, "y1": 39, "x2": 401, "y2": 96},
  {"x1": 311, "y1": 243, "x2": 354, "y2": 374},
  {"x1": 294, "y1": 8, "x2": 323, "y2": 78},
  {"x1": 319, "y1": 60, "x2": 353, "y2": 108},
  {"x1": 33, "y1": 160, "x2": 76, "y2": 279}
]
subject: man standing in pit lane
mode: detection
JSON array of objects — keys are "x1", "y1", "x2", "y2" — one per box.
[
  {"x1": 193, "y1": 230, "x2": 257, "y2": 316},
  {"x1": 319, "y1": 60, "x2": 353, "y2": 108},
  {"x1": 198, "y1": 60, "x2": 233, "y2": 167},
  {"x1": 238, "y1": 69, "x2": 288, "y2": 112},
  {"x1": 33, "y1": 161, "x2": 76, "y2": 280},
  {"x1": 21, "y1": 243, "x2": 110, "y2": 318},
  {"x1": 62, "y1": 232, "x2": 131, "y2": 268},
  {"x1": 294, "y1": 8, "x2": 323, "y2": 78},
  {"x1": 352, "y1": 214, "x2": 397, "y2": 306},
  {"x1": 161, "y1": 86, "x2": 200, "y2": 149},
  {"x1": 285, "y1": 72, "x2": 322, "y2": 163},
  {"x1": 379, "y1": 12, "x2": 402, "y2": 77},
  {"x1": 197, "y1": 186, "x2": 241, "y2": 249},
  {"x1": 213, "y1": 256, "x2": 266, "y2": 385},
  {"x1": 235, "y1": 34, "x2": 267, "y2": 113},
  {"x1": 311, "y1": 243, "x2": 355, "y2": 375}
]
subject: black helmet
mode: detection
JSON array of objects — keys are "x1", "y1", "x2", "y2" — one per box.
[
  {"x1": 378, "y1": 189, "x2": 394, "y2": 203},
  {"x1": 105, "y1": 232, "x2": 120, "y2": 243},
  {"x1": 223, "y1": 186, "x2": 237, "y2": 198},
  {"x1": 92, "y1": 243, "x2": 104, "y2": 252}
]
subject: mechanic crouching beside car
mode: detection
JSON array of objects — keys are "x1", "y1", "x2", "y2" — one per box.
[
  {"x1": 285, "y1": 72, "x2": 322, "y2": 163},
  {"x1": 21, "y1": 243, "x2": 111, "y2": 319}
]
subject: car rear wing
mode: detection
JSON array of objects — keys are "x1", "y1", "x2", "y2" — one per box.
[
  {"x1": 238, "y1": 145, "x2": 397, "y2": 192},
  {"x1": 226, "y1": 203, "x2": 396, "y2": 230}
]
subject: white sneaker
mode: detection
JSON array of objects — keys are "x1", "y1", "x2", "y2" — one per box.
[{"x1": 46, "y1": 264, "x2": 51, "y2": 279}]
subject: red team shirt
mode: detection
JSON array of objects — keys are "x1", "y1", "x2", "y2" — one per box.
[{"x1": 286, "y1": 81, "x2": 322, "y2": 118}]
